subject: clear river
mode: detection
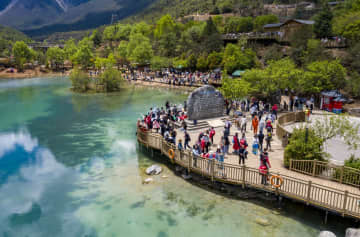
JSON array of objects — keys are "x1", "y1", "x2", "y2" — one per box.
[{"x1": 0, "y1": 77, "x2": 353, "y2": 237}]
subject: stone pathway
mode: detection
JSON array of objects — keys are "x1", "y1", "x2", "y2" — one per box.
[{"x1": 176, "y1": 114, "x2": 360, "y2": 196}]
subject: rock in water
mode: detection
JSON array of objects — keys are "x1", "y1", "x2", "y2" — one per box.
[
  {"x1": 346, "y1": 228, "x2": 360, "y2": 237},
  {"x1": 146, "y1": 165, "x2": 162, "y2": 175},
  {"x1": 143, "y1": 178, "x2": 153, "y2": 184},
  {"x1": 319, "y1": 231, "x2": 337, "y2": 237},
  {"x1": 255, "y1": 217, "x2": 270, "y2": 226},
  {"x1": 187, "y1": 85, "x2": 225, "y2": 120}
]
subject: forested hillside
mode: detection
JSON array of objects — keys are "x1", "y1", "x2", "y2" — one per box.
[{"x1": 0, "y1": 25, "x2": 30, "y2": 55}]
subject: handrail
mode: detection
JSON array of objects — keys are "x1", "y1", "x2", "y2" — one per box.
[
  {"x1": 289, "y1": 159, "x2": 360, "y2": 187},
  {"x1": 276, "y1": 111, "x2": 305, "y2": 147},
  {"x1": 137, "y1": 127, "x2": 360, "y2": 219}
]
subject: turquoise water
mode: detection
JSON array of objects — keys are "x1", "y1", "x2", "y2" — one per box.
[{"x1": 0, "y1": 77, "x2": 351, "y2": 237}]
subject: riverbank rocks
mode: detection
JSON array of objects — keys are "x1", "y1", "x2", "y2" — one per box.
[
  {"x1": 346, "y1": 228, "x2": 360, "y2": 237},
  {"x1": 318, "y1": 231, "x2": 337, "y2": 237},
  {"x1": 146, "y1": 165, "x2": 162, "y2": 175},
  {"x1": 186, "y1": 85, "x2": 225, "y2": 120}
]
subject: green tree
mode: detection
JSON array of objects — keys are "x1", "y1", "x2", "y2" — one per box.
[
  {"x1": 46, "y1": 47, "x2": 65, "y2": 70},
  {"x1": 314, "y1": 5, "x2": 333, "y2": 38},
  {"x1": 220, "y1": 77, "x2": 252, "y2": 100},
  {"x1": 91, "y1": 29, "x2": 102, "y2": 47},
  {"x1": 103, "y1": 25, "x2": 117, "y2": 47},
  {"x1": 115, "y1": 41, "x2": 129, "y2": 66},
  {"x1": 115, "y1": 24, "x2": 132, "y2": 41},
  {"x1": 99, "y1": 68, "x2": 123, "y2": 92},
  {"x1": 71, "y1": 37, "x2": 94, "y2": 69},
  {"x1": 187, "y1": 54, "x2": 197, "y2": 71},
  {"x1": 312, "y1": 114, "x2": 360, "y2": 150},
  {"x1": 128, "y1": 40, "x2": 153, "y2": 66},
  {"x1": 12, "y1": 41, "x2": 33, "y2": 72},
  {"x1": 70, "y1": 68, "x2": 91, "y2": 92},
  {"x1": 151, "y1": 56, "x2": 172, "y2": 71},
  {"x1": 196, "y1": 54, "x2": 208, "y2": 71},
  {"x1": 154, "y1": 14, "x2": 176, "y2": 38},
  {"x1": 254, "y1": 15, "x2": 279, "y2": 31},
  {"x1": 222, "y1": 44, "x2": 255, "y2": 74},
  {"x1": 301, "y1": 60, "x2": 347, "y2": 94},
  {"x1": 201, "y1": 17, "x2": 223, "y2": 53},
  {"x1": 284, "y1": 128, "x2": 326, "y2": 167},
  {"x1": 64, "y1": 39, "x2": 77, "y2": 60},
  {"x1": 207, "y1": 51, "x2": 223, "y2": 70}
]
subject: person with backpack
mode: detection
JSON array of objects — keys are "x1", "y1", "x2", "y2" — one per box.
[
  {"x1": 265, "y1": 130, "x2": 272, "y2": 151},
  {"x1": 259, "y1": 152, "x2": 271, "y2": 185}
]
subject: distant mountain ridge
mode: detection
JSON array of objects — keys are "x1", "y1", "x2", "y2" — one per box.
[{"x1": 0, "y1": 0, "x2": 152, "y2": 37}]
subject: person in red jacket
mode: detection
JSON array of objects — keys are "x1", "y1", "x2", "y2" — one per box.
[
  {"x1": 259, "y1": 152, "x2": 271, "y2": 185},
  {"x1": 233, "y1": 133, "x2": 240, "y2": 154},
  {"x1": 209, "y1": 127, "x2": 216, "y2": 145},
  {"x1": 271, "y1": 104, "x2": 278, "y2": 120}
]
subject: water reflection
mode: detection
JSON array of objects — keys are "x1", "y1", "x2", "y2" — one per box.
[{"x1": 0, "y1": 130, "x2": 76, "y2": 236}]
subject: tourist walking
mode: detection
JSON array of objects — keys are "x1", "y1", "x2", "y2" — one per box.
[
  {"x1": 233, "y1": 133, "x2": 240, "y2": 155},
  {"x1": 178, "y1": 139, "x2": 183, "y2": 150},
  {"x1": 252, "y1": 115, "x2": 259, "y2": 134},
  {"x1": 259, "y1": 118, "x2": 265, "y2": 134},
  {"x1": 224, "y1": 135, "x2": 230, "y2": 154},
  {"x1": 241, "y1": 115, "x2": 247, "y2": 133},
  {"x1": 252, "y1": 135, "x2": 259, "y2": 155},
  {"x1": 184, "y1": 131, "x2": 191, "y2": 150},
  {"x1": 258, "y1": 131, "x2": 264, "y2": 151},
  {"x1": 271, "y1": 104, "x2": 278, "y2": 120},
  {"x1": 209, "y1": 127, "x2": 216, "y2": 145},
  {"x1": 259, "y1": 151, "x2": 271, "y2": 185},
  {"x1": 265, "y1": 131, "x2": 272, "y2": 151}
]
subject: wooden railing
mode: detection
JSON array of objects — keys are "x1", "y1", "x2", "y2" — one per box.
[
  {"x1": 276, "y1": 111, "x2": 305, "y2": 147},
  {"x1": 137, "y1": 128, "x2": 360, "y2": 219},
  {"x1": 290, "y1": 159, "x2": 360, "y2": 187}
]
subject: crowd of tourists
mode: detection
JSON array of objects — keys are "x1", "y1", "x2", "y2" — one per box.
[
  {"x1": 125, "y1": 70, "x2": 221, "y2": 87},
  {"x1": 138, "y1": 99, "x2": 277, "y2": 185}
]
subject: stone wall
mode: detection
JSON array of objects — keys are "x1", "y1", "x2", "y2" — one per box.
[{"x1": 186, "y1": 85, "x2": 225, "y2": 120}]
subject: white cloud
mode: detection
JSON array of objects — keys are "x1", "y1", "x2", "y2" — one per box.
[{"x1": 0, "y1": 130, "x2": 38, "y2": 157}]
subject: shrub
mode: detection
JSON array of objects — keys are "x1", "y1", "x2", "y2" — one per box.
[
  {"x1": 70, "y1": 69, "x2": 91, "y2": 92},
  {"x1": 100, "y1": 68, "x2": 123, "y2": 92},
  {"x1": 284, "y1": 128, "x2": 326, "y2": 167}
]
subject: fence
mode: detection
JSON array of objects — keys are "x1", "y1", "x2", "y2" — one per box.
[
  {"x1": 276, "y1": 111, "x2": 305, "y2": 147},
  {"x1": 289, "y1": 159, "x2": 360, "y2": 187},
  {"x1": 137, "y1": 128, "x2": 360, "y2": 219}
]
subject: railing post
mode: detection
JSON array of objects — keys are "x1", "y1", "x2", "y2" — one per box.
[
  {"x1": 307, "y1": 181, "x2": 312, "y2": 205},
  {"x1": 211, "y1": 159, "x2": 215, "y2": 182},
  {"x1": 312, "y1": 160, "x2": 317, "y2": 176},
  {"x1": 242, "y1": 166, "x2": 246, "y2": 189},
  {"x1": 340, "y1": 166, "x2": 344, "y2": 184},
  {"x1": 188, "y1": 152, "x2": 192, "y2": 173},
  {"x1": 343, "y1": 190, "x2": 348, "y2": 217},
  {"x1": 289, "y1": 159, "x2": 292, "y2": 171}
]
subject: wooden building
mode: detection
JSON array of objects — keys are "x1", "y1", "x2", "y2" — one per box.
[{"x1": 263, "y1": 19, "x2": 314, "y2": 41}]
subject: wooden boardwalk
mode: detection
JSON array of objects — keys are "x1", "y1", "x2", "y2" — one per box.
[{"x1": 137, "y1": 112, "x2": 360, "y2": 220}]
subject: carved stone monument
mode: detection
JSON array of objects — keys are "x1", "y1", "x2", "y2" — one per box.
[{"x1": 187, "y1": 85, "x2": 225, "y2": 120}]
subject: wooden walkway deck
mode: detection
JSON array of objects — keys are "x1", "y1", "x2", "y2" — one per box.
[{"x1": 137, "y1": 112, "x2": 360, "y2": 220}]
